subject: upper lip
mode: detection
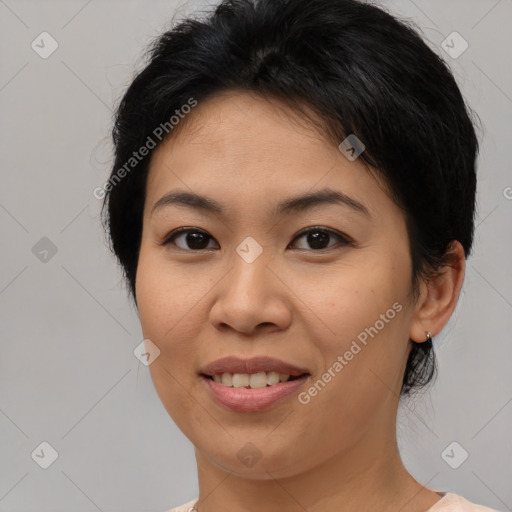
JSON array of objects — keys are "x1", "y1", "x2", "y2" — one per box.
[{"x1": 199, "y1": 356, "x2": 310, "y2": 377}]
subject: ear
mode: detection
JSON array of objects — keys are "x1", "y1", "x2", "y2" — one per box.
[{"x1": 409, "y1": 240, "x2": 466, "y2": 343}]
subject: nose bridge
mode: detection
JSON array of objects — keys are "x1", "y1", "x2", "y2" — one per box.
[
  {"x1": 228, "y1": 236, "x2": 272, "y2": 298},
  {"x1": 209, "y1": 237, "x2": 291, "y2": 333}
]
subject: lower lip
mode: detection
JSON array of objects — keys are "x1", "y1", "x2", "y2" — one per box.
[{"x1": 200, "y1": 374, "x2": 310, "y2": 412}]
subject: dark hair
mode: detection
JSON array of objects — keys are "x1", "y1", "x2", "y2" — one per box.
[{"x1": 101, "y1": 0, "x2": 480, "y2": 396}]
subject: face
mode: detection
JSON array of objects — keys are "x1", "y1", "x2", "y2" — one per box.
[{"x1": 136, "y1": 90, "x2": 420, "y2": 479}]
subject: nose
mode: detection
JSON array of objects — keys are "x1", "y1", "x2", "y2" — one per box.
[{"x1": 208, "y1": 250, "x2": 293, "y2": 336}]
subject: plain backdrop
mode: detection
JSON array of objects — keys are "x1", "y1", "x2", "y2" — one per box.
[{"x1": 1, "y1": 0, "x2": 511, "y2": 511}]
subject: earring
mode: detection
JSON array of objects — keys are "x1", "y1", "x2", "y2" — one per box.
[{"x1": 425, "y1": 331, "x2": 433, "y2": 344}]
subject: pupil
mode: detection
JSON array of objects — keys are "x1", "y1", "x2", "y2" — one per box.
[
  {"x1": 187, "y1": 232, "x2": 209, "y2": 249},
  {"x1": 308, "y1": 231, "x2": 329, "y2": 249}
]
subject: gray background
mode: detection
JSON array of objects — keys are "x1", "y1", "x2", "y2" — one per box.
[{"x1": 1, "y1": 0, "x2": 511, "y2": 511}]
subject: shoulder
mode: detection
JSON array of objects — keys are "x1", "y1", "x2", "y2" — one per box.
[
  {"x1": 164, "y1": 493, "x2": 502, "y2": 512},
  {"x1": 164, "y1": 497, "x2": 198, "y2": 512},
  {"x1": 430, "y1": 492, "x2": 502, "y2": 512}
]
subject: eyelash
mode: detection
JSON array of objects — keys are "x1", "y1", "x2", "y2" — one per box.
[{"x1": 160, "y1": 226, "x2": 352, "y2": 252}]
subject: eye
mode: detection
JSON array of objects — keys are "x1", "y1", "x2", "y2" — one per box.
[
  {"x1": 288, "y1": 227, "x2": 351, "y2": 251},
  {"x1": 161, "y1": 228, "x2": 218, "y2": 251},
  {"x1": 160, "y1": 226, "x2": 351, "y2": 252}
]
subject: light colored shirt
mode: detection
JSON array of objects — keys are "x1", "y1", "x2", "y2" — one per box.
[{"x1": 166, "y1": 491, "x2": 502, "y2": 512}]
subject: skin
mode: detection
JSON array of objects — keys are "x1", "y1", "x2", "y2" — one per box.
[{"x1": 135, "y1": 90, "x2": 465, "y2": 512}]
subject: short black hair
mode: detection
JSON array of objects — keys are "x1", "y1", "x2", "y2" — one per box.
[{"x1": 101, "y1": 0, "x2": 480, "y2": 396}]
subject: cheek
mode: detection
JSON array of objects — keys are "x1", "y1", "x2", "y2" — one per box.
[
  {"x1": 305, "y1": 257, "x2": 406, "y2": 345},
  {"x1": 135, "y1": 253, "x2": 169, "y2": 339},
  {"x1": 297, "y1": 258, "x2": 410, "y2": 419},
  {"x1": 135, "y1": 249, "x2": 204, "y2": 428},
  {"x1": 294, "y1": 316, "x2": 408, "y2": 460},
  {"x1": 135, "y1": 246, "x2": 200, "y2": 339},
  {"x1": 135, "y1": 245, "x2": 218, "y2": 376},
  {"x1": 135, "y1": 249, "x2": 195, "y2": 394}
]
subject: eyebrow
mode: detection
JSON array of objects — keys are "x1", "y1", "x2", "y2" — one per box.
[{"x1": 151, "y1": 187, "x2": 371, "y2": 218}]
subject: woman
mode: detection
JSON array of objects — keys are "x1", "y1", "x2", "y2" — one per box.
[{"x1": 101, "y1": 0, "x2": 499, "y2": 511}]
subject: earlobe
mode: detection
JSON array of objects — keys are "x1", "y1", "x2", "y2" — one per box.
[{"x1": 409, "y1": 240, "x2": 466, "y2": 343}]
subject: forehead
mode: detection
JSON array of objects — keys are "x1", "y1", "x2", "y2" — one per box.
[
  {"x1": 155, "y1": 91, "x2": 333, "y2": 166},
  {"x1": 145, "y1": 90, "x2": 391, "y2": 220}
]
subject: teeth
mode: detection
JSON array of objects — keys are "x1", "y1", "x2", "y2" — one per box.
[{"x1": 211, "y1": 371, "x2": 292, "y2": 388}]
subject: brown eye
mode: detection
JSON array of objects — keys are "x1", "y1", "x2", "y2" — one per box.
[
  {"x1": 161, "y1": 226, "x2": 351, "y2": 252},
  {"x1": 162, "y1": 228, "x2": 218, "y2": 251},
  {"x1": 289, "y1": 227, "x2": 351, "y2": 251}
]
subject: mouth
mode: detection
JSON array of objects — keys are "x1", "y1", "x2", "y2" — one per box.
[
  {"x1": 198, "y1": 356, "x2": 311, "y2": 389},
  {"x1": 199, "y1": 370, "x2": 311, "y2": 412},
  {"x1": 199, "y1": 371, "x2": 309, "y2": 389}
]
